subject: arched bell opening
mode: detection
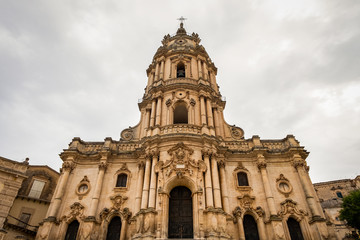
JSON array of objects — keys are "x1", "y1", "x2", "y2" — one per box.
[
  {"x1": 64, "y1": 220, "x2": 80, "y2": 240},
  {"x1": 243, "y1": 214, "x2": 260, "y2": 240},
  {"x1": 177, "y1": 62, "x2": 185, "y2": 78},
  {"x1": 173, "y1": 102, "x2": 188, "y2": 124},
  {"x1": 287, "y1": 217, "x2": 304, "y2": 240},
  {"x1": 106, "y1": 216, "x2": 122, "y2": 240},
  {"x1": 168, "y1": 186, "x2": 193, "y2": 238}
]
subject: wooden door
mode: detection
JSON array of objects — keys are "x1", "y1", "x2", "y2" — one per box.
[{"x1": 168, "y1": 186, "x2": 193, "y2": 238}]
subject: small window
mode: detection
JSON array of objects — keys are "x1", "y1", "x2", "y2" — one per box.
[
  {"x1": 116, "y1": 174, "x2": 127, "y2": 187},
  {"x1": 336, "y1": 192, "x2": 343, "y2": 198},
  {"x1": 173, "y1": 104, "x2": 188, "y2": 124},
  {"x1": 28, "y1": 179, "x2": 46, "y2": 198},
  {"x1": 177, "y1": 63, "x2": 185, "y2": 78},
  {"x1": 237, "y1": 172, "x2": 249, "y2": 186},
  {"x1": 18, "y1": 213, "x2": 31, "y2": 228}
]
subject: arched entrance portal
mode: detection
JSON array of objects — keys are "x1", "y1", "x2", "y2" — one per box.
[
  {"x1": 64, "y1": 220, "x2": 79, "y2": 240},
  {"x1": 168, "y1": 186, "x2": 193, "y2": 238},
  {"x1": 287, "y1": 218, "x2": 304, "y2": 240},
  {"x1": 243, "y1": 215, "x2": 260, "y2": 240},
  {"x1": 106, "y1": 216, "x2": 122, "y2": 240}
]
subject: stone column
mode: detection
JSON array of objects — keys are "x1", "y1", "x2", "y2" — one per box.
[
  {"x1": 257, "y1": 154, "x2": 277, "y2": 217},
  {"x1": 206, "y1": 98, "x2": 214, "y2": 127},
  {"x1": 88, "y1": 160, "x2": 107, "y2": 217},
  {"x1": 202, "y1": 151, "x2": 214, "y2": 208},
  {"x1": 147, "y1": 71, "x2": 154, "y2": 92},
  {"x1": 159, "y1": 60, "x2": 165, "y2": 80},
  {"x1": 293, "y1": 154, "x2": 322, "y2": 218},
  {"x1": 119, "y1": 219, "x2": 127, "y2": 240},
  {"x1": 149, "y1": 99, "x2": 156, "y2": 127},
  {"x1": 218, "y1": 160, "x2": 230, "y2": 213},
  {"x1": 218, "y1": 108, "x2": 225, "y2": 137},
  {"x1": 135, "y1": 161, "x2": 145, "y2": 213},
  {"x1": 200, "y1": 96, "x2": 207, "y2": 125},
  {"x1": 210, "y1": 154, "x2": 222, "y2": 208},
  {"x1": 155, "y1": 97, "x2": 162, "y2": 126},
  {"x1": 48, "y1": 160, "x2": 74, "y2": 218},
  {"x1": 154, "y1": 62, "x2": 159, "y2": 81},
  {"x1": 148, "y1": 153, "x2": 158, "y2": 208},
  {"x1": 233, "y1": 207, "x2": 245, "y2": 240},
  {"x1": 144, "y1": 109, "x2": 150, "y2": 129},
  {"x1": 141, "y1": 155, "x2": 152, "y2": 209},
  {"x1": 166, "y1": 100, "x2": 171, "y2": 125},
  {"x1": 213, "y1": 108, "x2": 221, "y2": 136},
  {"x1": 197, "y1": 59, "x2": 203, "y2": 79},
  {"x1": 203, "y1": 61, "x2": 208, "y2": 80}
]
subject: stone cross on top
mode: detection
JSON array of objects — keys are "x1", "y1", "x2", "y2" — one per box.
[{"x1": 177, "y1": 16, "x2": 187, "y2": 27}]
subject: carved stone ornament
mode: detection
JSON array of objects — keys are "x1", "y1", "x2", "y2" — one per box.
[
  {"x1": 276, "y1": 174, "x2": 293, "y2": 197},
  {"x1": 166, "y1": 98, "x2": 172, "y2": 107},
  {"x1": 99, "y1": 161, "x2": 108, "y2": 171},
  {"x1": 120, "y1": 128, "x2": 134, "y2": 141},
  {"x1": 230, "y1": 126, "x2": 244, "y2": 140},
  {"x1": 237, "y1": 194, "x2": 255, "y2": 210},
  {"x1": 61, "y1": 202, "x2": 85, "y2": 222},
  {"x1": 234, "y1": 162, "x2": 247, "y2": 172},
  {"x1": 100, "y1": 207, "x2": 132, "y2": 223},
  {"x1": 190, "y1": 98, "x2": 196, "y2": 106},
  {"x1": 257, "y1": 159, "x2": 267, "y2": 169},
  {"x1": 191, "y1": 32, "x2": 201, "y2": 45},
  {"x1": 233, "y1": 206, "x2": 242, "y2": 220},
  {"x1": 278, "y1": 199, "x2": 308, "y2": 218},
  {"x1": 62, "y1": 161, "x2": 75, "y2": 171},
  {"x1": 155, "y1": 142, "x2": 206, "y2": 183},
  {"x1": 110, "y1": 194, "x2": 128, "y2": 210},
  {"x1": 162, "y1": 34, "x2": 171, "y2": 46},
  {"x1": 76, "y1": 175, "x2": 91, "y2": 199}
]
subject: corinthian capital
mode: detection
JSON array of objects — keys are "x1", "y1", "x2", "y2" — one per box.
[
  {"x1": 99, "y1": 161, "x2": 108, "y2": 171},
  {"x1": 62, "y1": 161, "x2": 75, "y2": 172}
]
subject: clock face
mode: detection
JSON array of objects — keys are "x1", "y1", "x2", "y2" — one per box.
[
  {"x1": 277, "y1": 181, "x2": 292, "y2": 195},
  {"x1": 279, "y1": 182, "x2": 290, "y2": 191},
  {"x1": 78, "y1": 184, "x2": 88, "y2": 193}
]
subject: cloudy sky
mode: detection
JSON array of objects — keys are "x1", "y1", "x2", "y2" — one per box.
[{"x1": 0, "y1": 0, "x2": 359, "y2": 183}]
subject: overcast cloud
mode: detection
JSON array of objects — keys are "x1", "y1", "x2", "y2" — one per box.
[{"x1": 0, "y1": 0, "x2": 359, "y2": 183}]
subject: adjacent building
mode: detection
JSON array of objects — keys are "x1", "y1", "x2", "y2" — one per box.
[
  {"x1": 314, "y1": 176, "x2": 360, "y2": 239},
  {"x1": 0, "y1": 156, "x2": 28, "y2": 240},
  {"x1": 37, "y1": 23, "x2": 338, "y2": 239},
  {"x1": 4, "y1": 165, "x2": 59, "y2": 240}
]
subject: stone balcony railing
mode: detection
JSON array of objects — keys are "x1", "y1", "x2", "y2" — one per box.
[
  {"x1": 262, "y1": 141, "x2": 290, "y2": 152},
  {"x1": 160, "y1": 124, "x2": 202, "y2": 135},
  {"x1": 164, "y1": 77, "x2": 199, "y2": 86}
]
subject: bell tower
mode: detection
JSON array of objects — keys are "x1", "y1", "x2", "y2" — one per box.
[{"x1": 121, "y1": 22, "x2": 242, "y2": 142}]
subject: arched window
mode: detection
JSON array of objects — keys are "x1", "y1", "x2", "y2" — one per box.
[
  {"x1": 287, "y1": 218, "x2": 304, "y2": 240},
  {"x1": 237, "y1": 172, "x2": 249, "y2": 186},
  {"x1": 173, "y1": 104, "x2": 188, "y2": 124},
  {"x1": 64, "y1": 220, "x2": 79, "y2": 240},
  {"x1": 243, "y1": 215, "x2": 260, "y2": 240},
  {"x1": 116, "y1": 174, "x2": 127, "y2": 187},
  {"x1": 177, "y1": 63, "x2": 185, "y2": 78}
]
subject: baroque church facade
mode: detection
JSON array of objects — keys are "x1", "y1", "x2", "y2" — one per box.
[{"x1": 36, "y1": 24, "x2": 332, "y2": 240}]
